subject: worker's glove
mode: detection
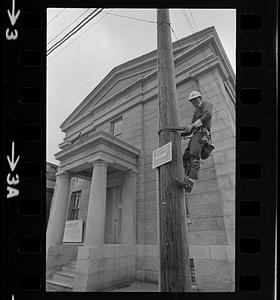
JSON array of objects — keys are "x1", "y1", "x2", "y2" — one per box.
[
  {"x1": 181, "y1": 131, "x2": 189, "y2": 138},
  {"x1": 184, "y1": 124, "x2": 193, "y2": 135}
]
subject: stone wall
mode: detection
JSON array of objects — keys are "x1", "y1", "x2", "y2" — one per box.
[
  {"x1": 136, "y1": 245, "x2": 159, "y2": 283},
  {"x1": 73, "y1": 245, "x2": 136, "y2": 291},
  {"x1": 133, "y1": 69, "x2": 235, "y2": 292}
]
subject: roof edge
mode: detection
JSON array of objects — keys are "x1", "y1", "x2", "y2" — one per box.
[{"x1": 60, "y1": 27, "x2": 216, "y2": 131}]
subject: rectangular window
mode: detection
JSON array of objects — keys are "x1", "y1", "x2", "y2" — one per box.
[
  {"x1": 69, "y1": 191, "x2": 81, "y2": 220},
  {"x1": 190, "y1": 258, "x2": 198, "y2": 289},
  {"x1": 111, "y1": 117, "x2": 123, "y2": 137}
]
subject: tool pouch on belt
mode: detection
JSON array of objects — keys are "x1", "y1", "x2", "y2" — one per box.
[{"x1": 200, "y1": 128, "x2": 215, "y2": 160}]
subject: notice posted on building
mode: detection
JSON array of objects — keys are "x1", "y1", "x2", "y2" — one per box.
[{"x1": 63, "y1": 219, "x2": 83, "y2": 243}]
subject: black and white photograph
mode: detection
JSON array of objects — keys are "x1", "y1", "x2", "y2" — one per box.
[{"x1": 46, "y1": 8, "x2": 236, "y2": 292}]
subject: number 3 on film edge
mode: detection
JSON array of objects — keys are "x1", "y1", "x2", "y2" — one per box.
[{"x1": 6, "y1": 0, "x2": 20, "y2": 41}]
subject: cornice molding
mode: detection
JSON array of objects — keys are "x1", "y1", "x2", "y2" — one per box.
[
  {"x1": 55, "y1": 131, "x2": 140, "y2": 174},
  {"x1": 55, "y1": 130, "x2": 140, "y2": 161}
]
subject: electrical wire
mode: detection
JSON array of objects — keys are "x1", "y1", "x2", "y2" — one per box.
[
  {"x1": 47, "y1": 8, "x2": 103, "y2": 56},
  {"x1": 188, "y1": 9, "x2": 198, "y2": 32},
  {"x1": 47, "y1": 8, "x2": 100, "y2": 54},
  {"x1": 47, "y1": 9, "x2": 113, "y2": 63},
  {"x1": 182, "y1": 9, "x2": 195, "y2": 35},
  {"x1": 47, "y1": 8, "x2": 91, "y2": 46},
  {"x1": 170, "y1": 25, "x2": 178, "y2": 41},
  {"x1": 47, "y1": 9, "x2": 158, "y2": 62},
  {"x1": 47, "y1": 8, "x2": 66, "y2": 25},
  {"x1": 100, "y1": 11, "x2": 156, "y2": 24},
  {"x1": 102, "y1": 10, "x2": 179, "y2": 41}
]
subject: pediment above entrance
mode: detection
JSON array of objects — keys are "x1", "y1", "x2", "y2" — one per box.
[
  {"x1": 55, "y1": 131, "x2": 140, "y2": 175},
  {"x1": 60, "y1": 27, "x2": 222, "y2": 134},
  {"x1": 60, "y1": 67, "x2": 155, "y2": 133}
]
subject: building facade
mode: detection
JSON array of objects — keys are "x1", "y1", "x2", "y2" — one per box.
[{"x1": 46, "y1": 26, "x2": 235, "y2": 292}]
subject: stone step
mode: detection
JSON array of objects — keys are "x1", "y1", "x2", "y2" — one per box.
[
  {"x1": 61, "y1": 264, "x2": 76, "y2": 273},
  {"x1": 46, "y1": 279, "x2": 73, "y2": 292},
  {"x1": 46, "y1": 286, "x2": 58, "y2": 292},
  {"x1": 52, "y1": 271, "x2": 75, "y2": 284}
]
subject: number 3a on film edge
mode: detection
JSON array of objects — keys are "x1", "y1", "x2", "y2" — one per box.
[{"x1": 6, "y1": 28, "x2": 18, "y2": 40}]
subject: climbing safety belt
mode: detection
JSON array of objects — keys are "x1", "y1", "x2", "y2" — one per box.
[{"x1": 158, "y1": 127, "x2": 192, "y2": 137}]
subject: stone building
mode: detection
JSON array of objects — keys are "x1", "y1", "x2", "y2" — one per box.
[
  {"x1": 46, "y1": 26, "x2": 235, "y2": 292},
  {"x1": 46, "y1": 162, "x2": 58, "y2": 225}
]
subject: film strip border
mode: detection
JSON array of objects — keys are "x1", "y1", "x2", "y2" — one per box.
[
  {"x1": 2, "y1": 1, "x2": 45, "y2": 299},
  {"x1": 1, "y1": 2, "x2": 277, "y2": 300},
  {"x1": 237, "y1": 8, "x2": 276, "y2": 298}
]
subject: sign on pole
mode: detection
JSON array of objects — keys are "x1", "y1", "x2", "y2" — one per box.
[{"x1": 152, "y1": 141, "x2": 172, "y2": 169}]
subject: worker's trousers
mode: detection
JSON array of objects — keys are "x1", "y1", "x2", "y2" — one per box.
[{"x1": 183, "y1": 132, "x2": 202, "y2": 180}]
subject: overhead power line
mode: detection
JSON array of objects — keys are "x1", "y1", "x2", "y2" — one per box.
[
  {"x1": 47, "y1": 8, "x2": 66, "y2": 25},
  {"x1": 100, "y1": 11, "x2": 180, "y2": 41},
  {"x1": 47, "y1": 8, "x2": 100, "y2": 54},
  {"x1": 47, "y1": 9, "x2": 158, "y2": 60},
  {"x1": 182, "y1": 9, "x2": 195, "y2": 34},
  {"x1": 101, "y1": 11, "x2": 156, "y2": 24},
  {"x1": 47, "y1": 9, "x2": 176, "y2": 63},
  {"x1": 188, "y1": 9, "x2": 198, "y2": 32},
  {"x1": 47, "y1": 8, "x2": 103, "y2": 56},
  {"x1": 47, "y1": 8, "x2": 90, "y2": 46},
  {"x1": 47, "y1": 9, "x2": 113, "y2": 63}
]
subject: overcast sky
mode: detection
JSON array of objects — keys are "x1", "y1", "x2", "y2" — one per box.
[{"x1": 47, "y1": 8, "x2": 236, "y2": 165}]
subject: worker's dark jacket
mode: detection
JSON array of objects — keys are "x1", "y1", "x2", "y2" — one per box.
[
  {"x1": 192, "y1": 100, "x2": 213, "y2": 131},
  {"x1": 183, "y1": 100, "x2": 214, "y2": 179}
]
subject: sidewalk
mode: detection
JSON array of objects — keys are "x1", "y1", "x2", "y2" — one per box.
[{"x1": 106, "y1": 281, "x2": 159, "y2": 292}]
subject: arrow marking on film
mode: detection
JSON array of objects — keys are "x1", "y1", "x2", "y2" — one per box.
[
  {"x1": 7, "y1": 0, "x2": 20, "y2": 26},
  {"x1": 7, "y1": 142, "x2": 20, "y2": 172}
]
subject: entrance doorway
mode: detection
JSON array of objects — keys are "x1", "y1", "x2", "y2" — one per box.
[{"x1": 105, "y1": 186, "x2": 122, "y2": 244}]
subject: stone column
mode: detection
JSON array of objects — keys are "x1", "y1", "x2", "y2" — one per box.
[
  {"x1": 121, "y1": 170, "x2": 137, "y2": 244},
  {"x1": 46, "y1": 171, "x2": 71, "y2": 252},
  {"x1": 84, "y1": 160, "x2": 108, "y2": 246}
]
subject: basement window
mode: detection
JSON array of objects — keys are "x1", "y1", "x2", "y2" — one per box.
[
  {"x1": 111, "y1": 117, "x2": 123, "y2": 137},
  {"x1": 190, "y1": 258, "x2": 198, "y2": 290}
]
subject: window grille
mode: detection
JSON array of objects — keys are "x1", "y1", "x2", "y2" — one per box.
[
  {"x1": 69, "y1": 191, "x2": 81, "y2": 220},
  {"x1": 190, "y1": 258, "x2": 198, "y2": 289}
]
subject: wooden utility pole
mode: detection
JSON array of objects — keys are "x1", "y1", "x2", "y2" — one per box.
[{"x1": 157, "y1": 9, "x2": 192, "y2": 292}]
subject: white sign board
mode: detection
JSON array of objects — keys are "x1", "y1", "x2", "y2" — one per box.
[
  {"x1": 152, "y1": 142, "x2": 172, "y2": 169},
  {"x1": 63, "y1": 219, "x2": 83, "y2": 243}
]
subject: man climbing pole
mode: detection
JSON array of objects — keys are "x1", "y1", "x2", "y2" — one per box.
[{"x1": 182, "y1": 90, "x2": 214, "y2": 193}]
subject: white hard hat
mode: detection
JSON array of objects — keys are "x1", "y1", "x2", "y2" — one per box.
[{"x1": 188, "y1": 91, "x2": 202, "y2": 101}]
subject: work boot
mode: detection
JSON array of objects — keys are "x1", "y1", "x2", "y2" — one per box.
[{"x1": 183, "y1": 176, "x2": 195, "y2": 193}]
